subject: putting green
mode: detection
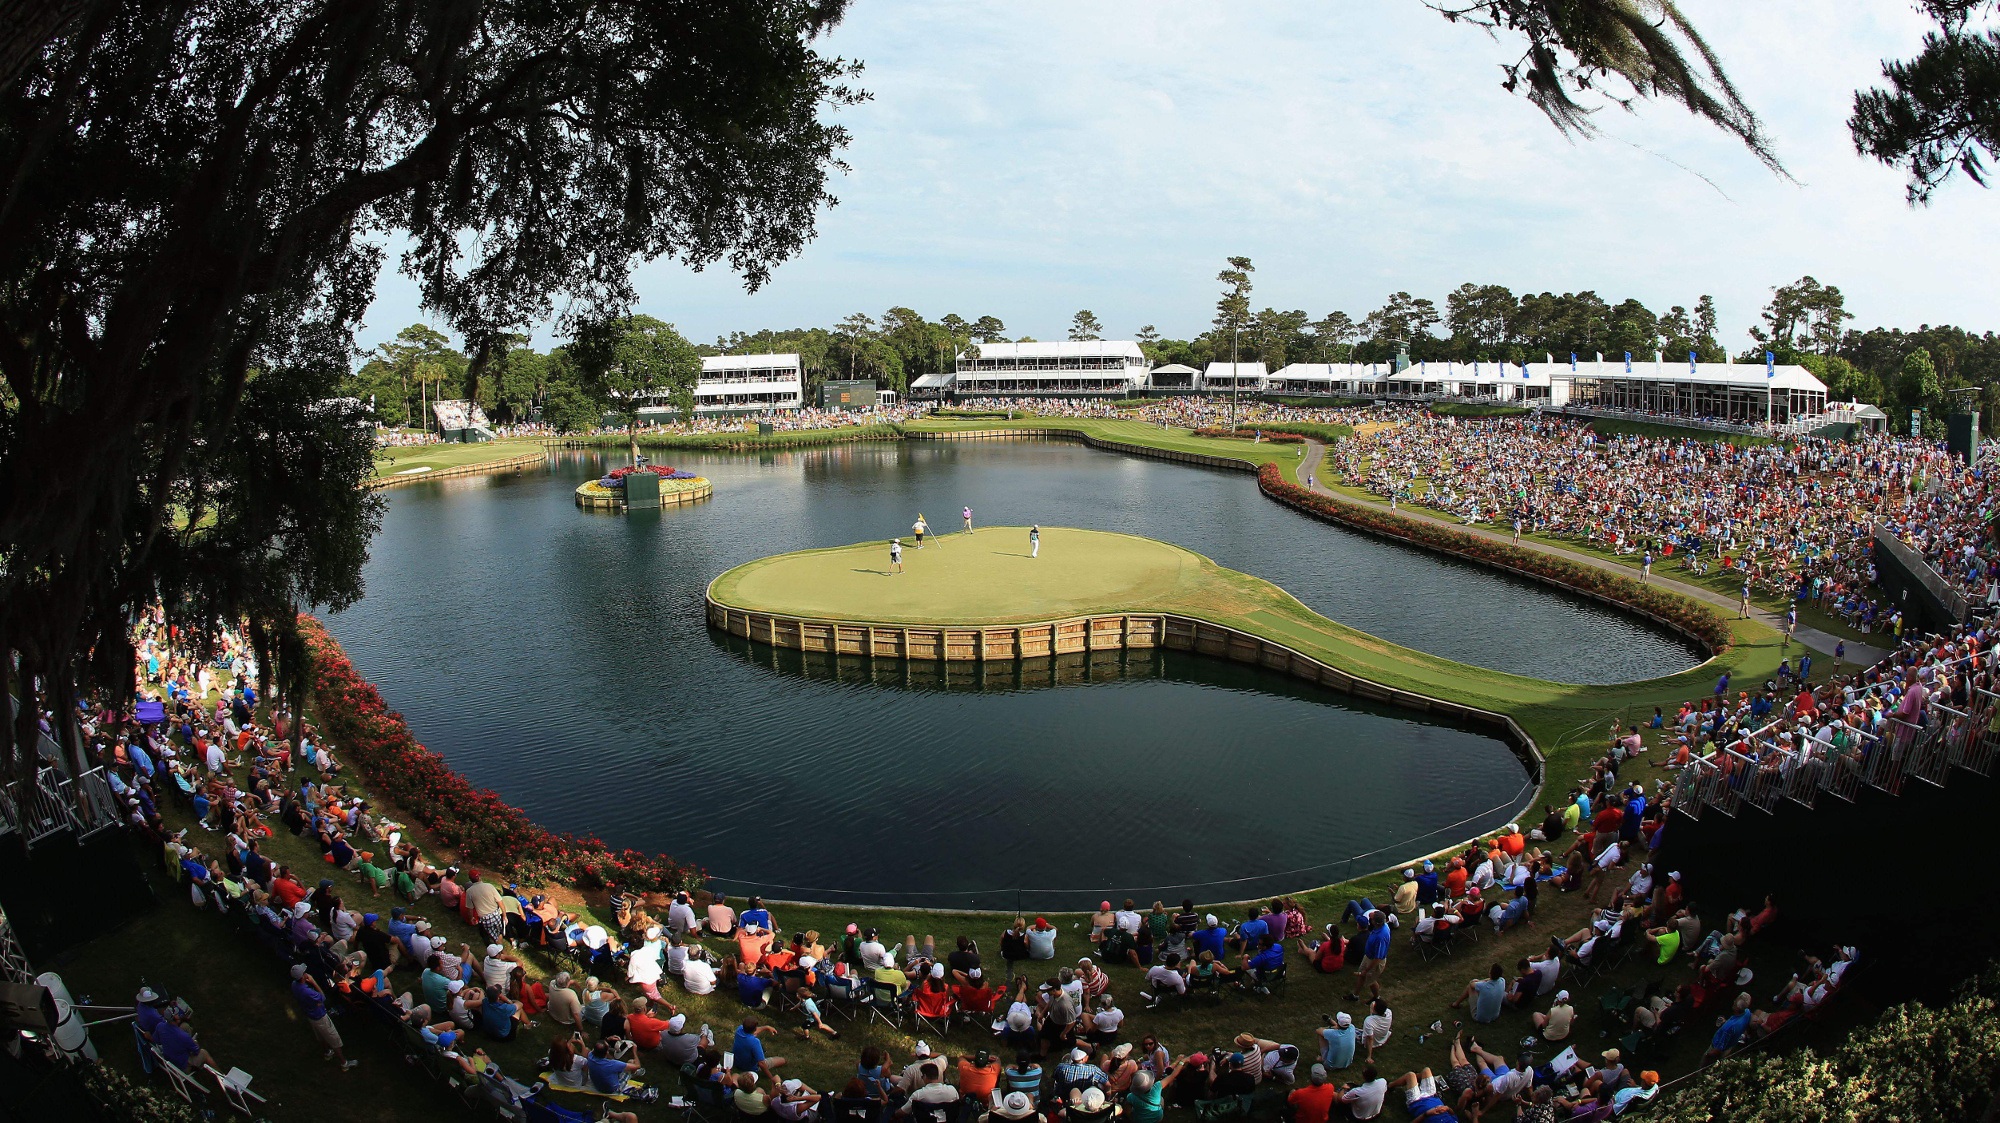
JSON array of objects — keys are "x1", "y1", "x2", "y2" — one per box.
[{"x1": 709, "y1": 527, "x2": 1212, "y2": 625}]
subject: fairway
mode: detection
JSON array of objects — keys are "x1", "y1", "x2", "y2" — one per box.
[{"x1": 709, "y1": 527, "x2": 1210, "y2": 624}]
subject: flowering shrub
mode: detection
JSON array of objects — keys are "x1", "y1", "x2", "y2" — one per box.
[
  {"x1": 295, "y1": 615, "x2": 704, "y2": 893},
  {"x1": 1190, "y1": 427, "x2": 1305, "y2": 443},
  {"x1": 1257, "y1": 464, "x2": 1733, "y2": 653},
  {"x1": 600, "y1": 465, "x2": 702, "y2": 487}
]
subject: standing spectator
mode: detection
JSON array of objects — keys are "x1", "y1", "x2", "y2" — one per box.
[
  {"x1": 290, "y1": 964, "x2": 355, "y2": 1070},
  {"x1": 1351, "y1": 912, "x2": 1391, "y2": 999}
]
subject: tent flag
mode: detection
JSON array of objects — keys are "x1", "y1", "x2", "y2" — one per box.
[
  {"x1": 1766, "y1": 351, "x2": 1776, "y2": 378},
  {"x1": 1689, "y1": 350, "x2": 1698, "y2": 374},
  {"x1": 1520, "y1": 360, "x2": 1530, "y2": 379},
  {"x1": 1569, "y1": 352, "x2": 1577, "y2": 371},
  {"x1": 1624, "y1": 351, "x2": 1632, "y2": 373}
]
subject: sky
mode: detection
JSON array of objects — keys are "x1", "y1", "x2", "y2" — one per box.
[{"x1": 357, "y1": 0, "x2": 2000, "y2": 356}]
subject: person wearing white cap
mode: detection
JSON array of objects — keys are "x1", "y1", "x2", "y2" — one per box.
[
  {"x1": 907, "y1": 1062, "x2": 961, "y2": 1108},
  {"x1": 1534, "y1": 990, "x2": 1575, "y2": 1041},
  {"x1": 1191, "y1": 914, "x2": 1227, "y2": 962},
  {"x1": 1056, "y1": 1045, "x2": 1107, "y2": 1093},
  {"x1": 991, "y1": 1091, "x2": 1041, "y2": 1122},
  {"x1": 481, "y1": 942, "x2": 519, "y2": 993},
  {"x1": 898, "y1": 1040, "x2": 946, "y2": 1091},
  {"x1": 1393, "y1": 870, "x2": 1420, "y2": 915},
  {"x1": 791, "y1": 958, "x2": 842, "y2": 1042},
  {"x1": 1318, "y1": 1011, "x2": 1357, "y2": 1070},
  {"x1": 658, "y1": 1012, "x2": 701, "y2": 1066},
  {"x1": 771, "y1": 1076, "x2": 823, "y2": 1122}
]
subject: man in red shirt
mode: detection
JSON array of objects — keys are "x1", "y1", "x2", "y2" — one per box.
[
  {"x1": 1288, "y1": 1065, "x2": 1338, "y2": 1123},
  {"x1": 269, "y1": 868, "x2": 307, "y2": 910},
  {"x1": 625, "y1": 996, "x2": 675, "y2": 1051},
  {"x1": 1590, "y1": 803, "x2": 1623, "y2": 849},
  {"x1": 954, "y1": 969, "x2": 1000, "y2": 1021}
]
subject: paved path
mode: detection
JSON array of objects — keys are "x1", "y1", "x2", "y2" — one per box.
[{"x1": 1295, "y1": 441, "x2": 1891, "y2": 667}]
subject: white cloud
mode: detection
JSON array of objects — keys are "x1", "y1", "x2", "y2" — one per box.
[{"x1": 356, "y1": 0, "x2": 1999, "y2": 353}]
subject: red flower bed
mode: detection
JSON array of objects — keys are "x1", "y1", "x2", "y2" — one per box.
[
  {"x1": 608, "y1": 465, "x2": 678, "y2": 479},
  {"x1": 1190, "y1": 427, "x2": 1305, "y2": 443},
  {"x1": 1256, "y1": 465, "x2": 1732, "y2": 653},
  {"x1": 296, "y1": 615, "x2": 703, "y2": 893}
]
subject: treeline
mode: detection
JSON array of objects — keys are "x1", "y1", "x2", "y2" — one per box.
[{"x1": 348, "y1": 269, "x2": 2000, "y2": 438}]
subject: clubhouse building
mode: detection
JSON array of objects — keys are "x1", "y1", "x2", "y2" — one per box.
[
  {"x1": 693, "y1": 354, "x2": 804, "y2": 415},
  {"x1": 697, "y1": 343, "x2": 1831, "y2": 431},
  {"x1": 950, "y1": 341, "x2": 1151, "y2": 397}
]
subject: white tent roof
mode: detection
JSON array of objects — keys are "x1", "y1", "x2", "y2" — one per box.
[
  {"x1": 1546, "y1": 359, "x2": 1826, "y2": 392},
  {"x1": 1203, "y1": 361, "x2": 1268, "y2": 379},
  {"x1": 963, "y1": 340, "x2": 1144, "y2": 361},
  {"x1": 1270, "y1": 363, "x2": 1390, "y2": 381},
  {"x1": 911, "y1": 372, "x2": 954, "y2": 390},
  {"x1": 704, "y1": 353, "x2": 800, "y2": 371},
  {"x1": 1150, "y1": 363, "x2": 1200, "y2": 375}
]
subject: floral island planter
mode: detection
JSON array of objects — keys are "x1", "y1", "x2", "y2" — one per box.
[{"x1": 575, "y1": 464, "x2": 713, "y2": 510}]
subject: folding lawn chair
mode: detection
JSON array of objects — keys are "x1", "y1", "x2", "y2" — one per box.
[{"x1": 204, "y1": 1066, "x2": 270, "y2": 1117}]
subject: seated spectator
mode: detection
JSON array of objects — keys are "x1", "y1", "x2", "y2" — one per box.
[
  {"x1": 773, "y1": 1078, "x2": 824, "y2": 1123},
  {"x1": 1451, "y1": 964, "x2": 1508, "y2": 1024},
  {"x1": 1144, "y1": 954, "x2": 1188, "y2": 1005},
  {"x1": 735, "y1": 1072, "x2": 771, "y2": 1116},
  {"x1": 1385, "y1": 1068, "x2": 1459, "y2": 1122},
  {"x1": 682, "y1": 948, "x2": 719, "y2": 995},
  {"x1": 1025, "y1": 917, "x2": 1058, "y2": 961},
  {"x1": 543, "y1": 971, "x2": 582, "y2": 1027},
  {"x1": 707, "y1": 894, "x2": 738, "y2": 938},
  {"x1": 586, "y1": 1039, "x2": 643, "y2": 1096},
  {"x1": 626, "y1": 996, "x2": 673, "y2": 1051},
  {"x1": 1532, "y1": 990, "x2": 1575, "y2": 1041},
  {"x1": 547, "y1": 1031, "x2": 591, "y2": 1088}
]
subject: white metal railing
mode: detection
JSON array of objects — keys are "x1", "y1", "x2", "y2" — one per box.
[{"x1": 1670, "y1": 641, "x2": 1998, "y2": 821}]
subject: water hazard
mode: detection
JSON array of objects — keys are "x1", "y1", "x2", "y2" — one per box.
[{"x1": 323, "y1": 441, "x2": 1697, "y2": 905}]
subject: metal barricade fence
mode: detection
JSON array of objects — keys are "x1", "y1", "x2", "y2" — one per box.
[
  {"x1": 1900, "y1": 712, "x2": 1952, "y2": 789},
  {"x1": 1667, "y1": 637, "x2": 2000, "y2": 821},
  {"x1": 1869, "y1": 720, "x2": 1914, "y2": 792},
  {"x1": 71, "y1": 767, "x2": 123, "y2": 837},
  {"x1": 1704, "y1": 753, "x2": 1746, "y2": 817},
  {"x1": 1740, "y1": 748, "x2": 1791, "y2": 813},
  {"x1": 1968, "y1": 687, "x2": 2000, "y2": 777},
  {"x1": 18, "y1": 768, "x2": 82, "y2": 845}
]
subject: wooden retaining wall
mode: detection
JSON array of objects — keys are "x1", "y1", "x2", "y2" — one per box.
[
  {"x1": 705, "y1": 596, "x2": 1544, "y2": 784},
  {"x1": 367, "y1": 449, "x2": 547, "y2": 489}
]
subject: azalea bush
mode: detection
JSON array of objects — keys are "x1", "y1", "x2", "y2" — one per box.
[
  {"x1": 1257, "y1": 464, "x2": 1732, "y2": 653},
  {"x1": 296, "y1": 615, "x2": 704, "y2": 893},
  {"x1": 1656, "y1": 968, "x2": 2000, "y2": 1122},
  {"x1": 600, "y1": 465, "x2": 702, "y2": 487},
  {"x1": 1190, "y1": 427, "x2": 1304, "y2": 443},
  {"x1": 1232, "y1": 421, "x2": 1353, "y2": 444}
]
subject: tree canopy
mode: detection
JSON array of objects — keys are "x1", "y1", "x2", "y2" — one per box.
[{"x1": 0, "y1": 0, "x2": 862, "y2": 776}]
